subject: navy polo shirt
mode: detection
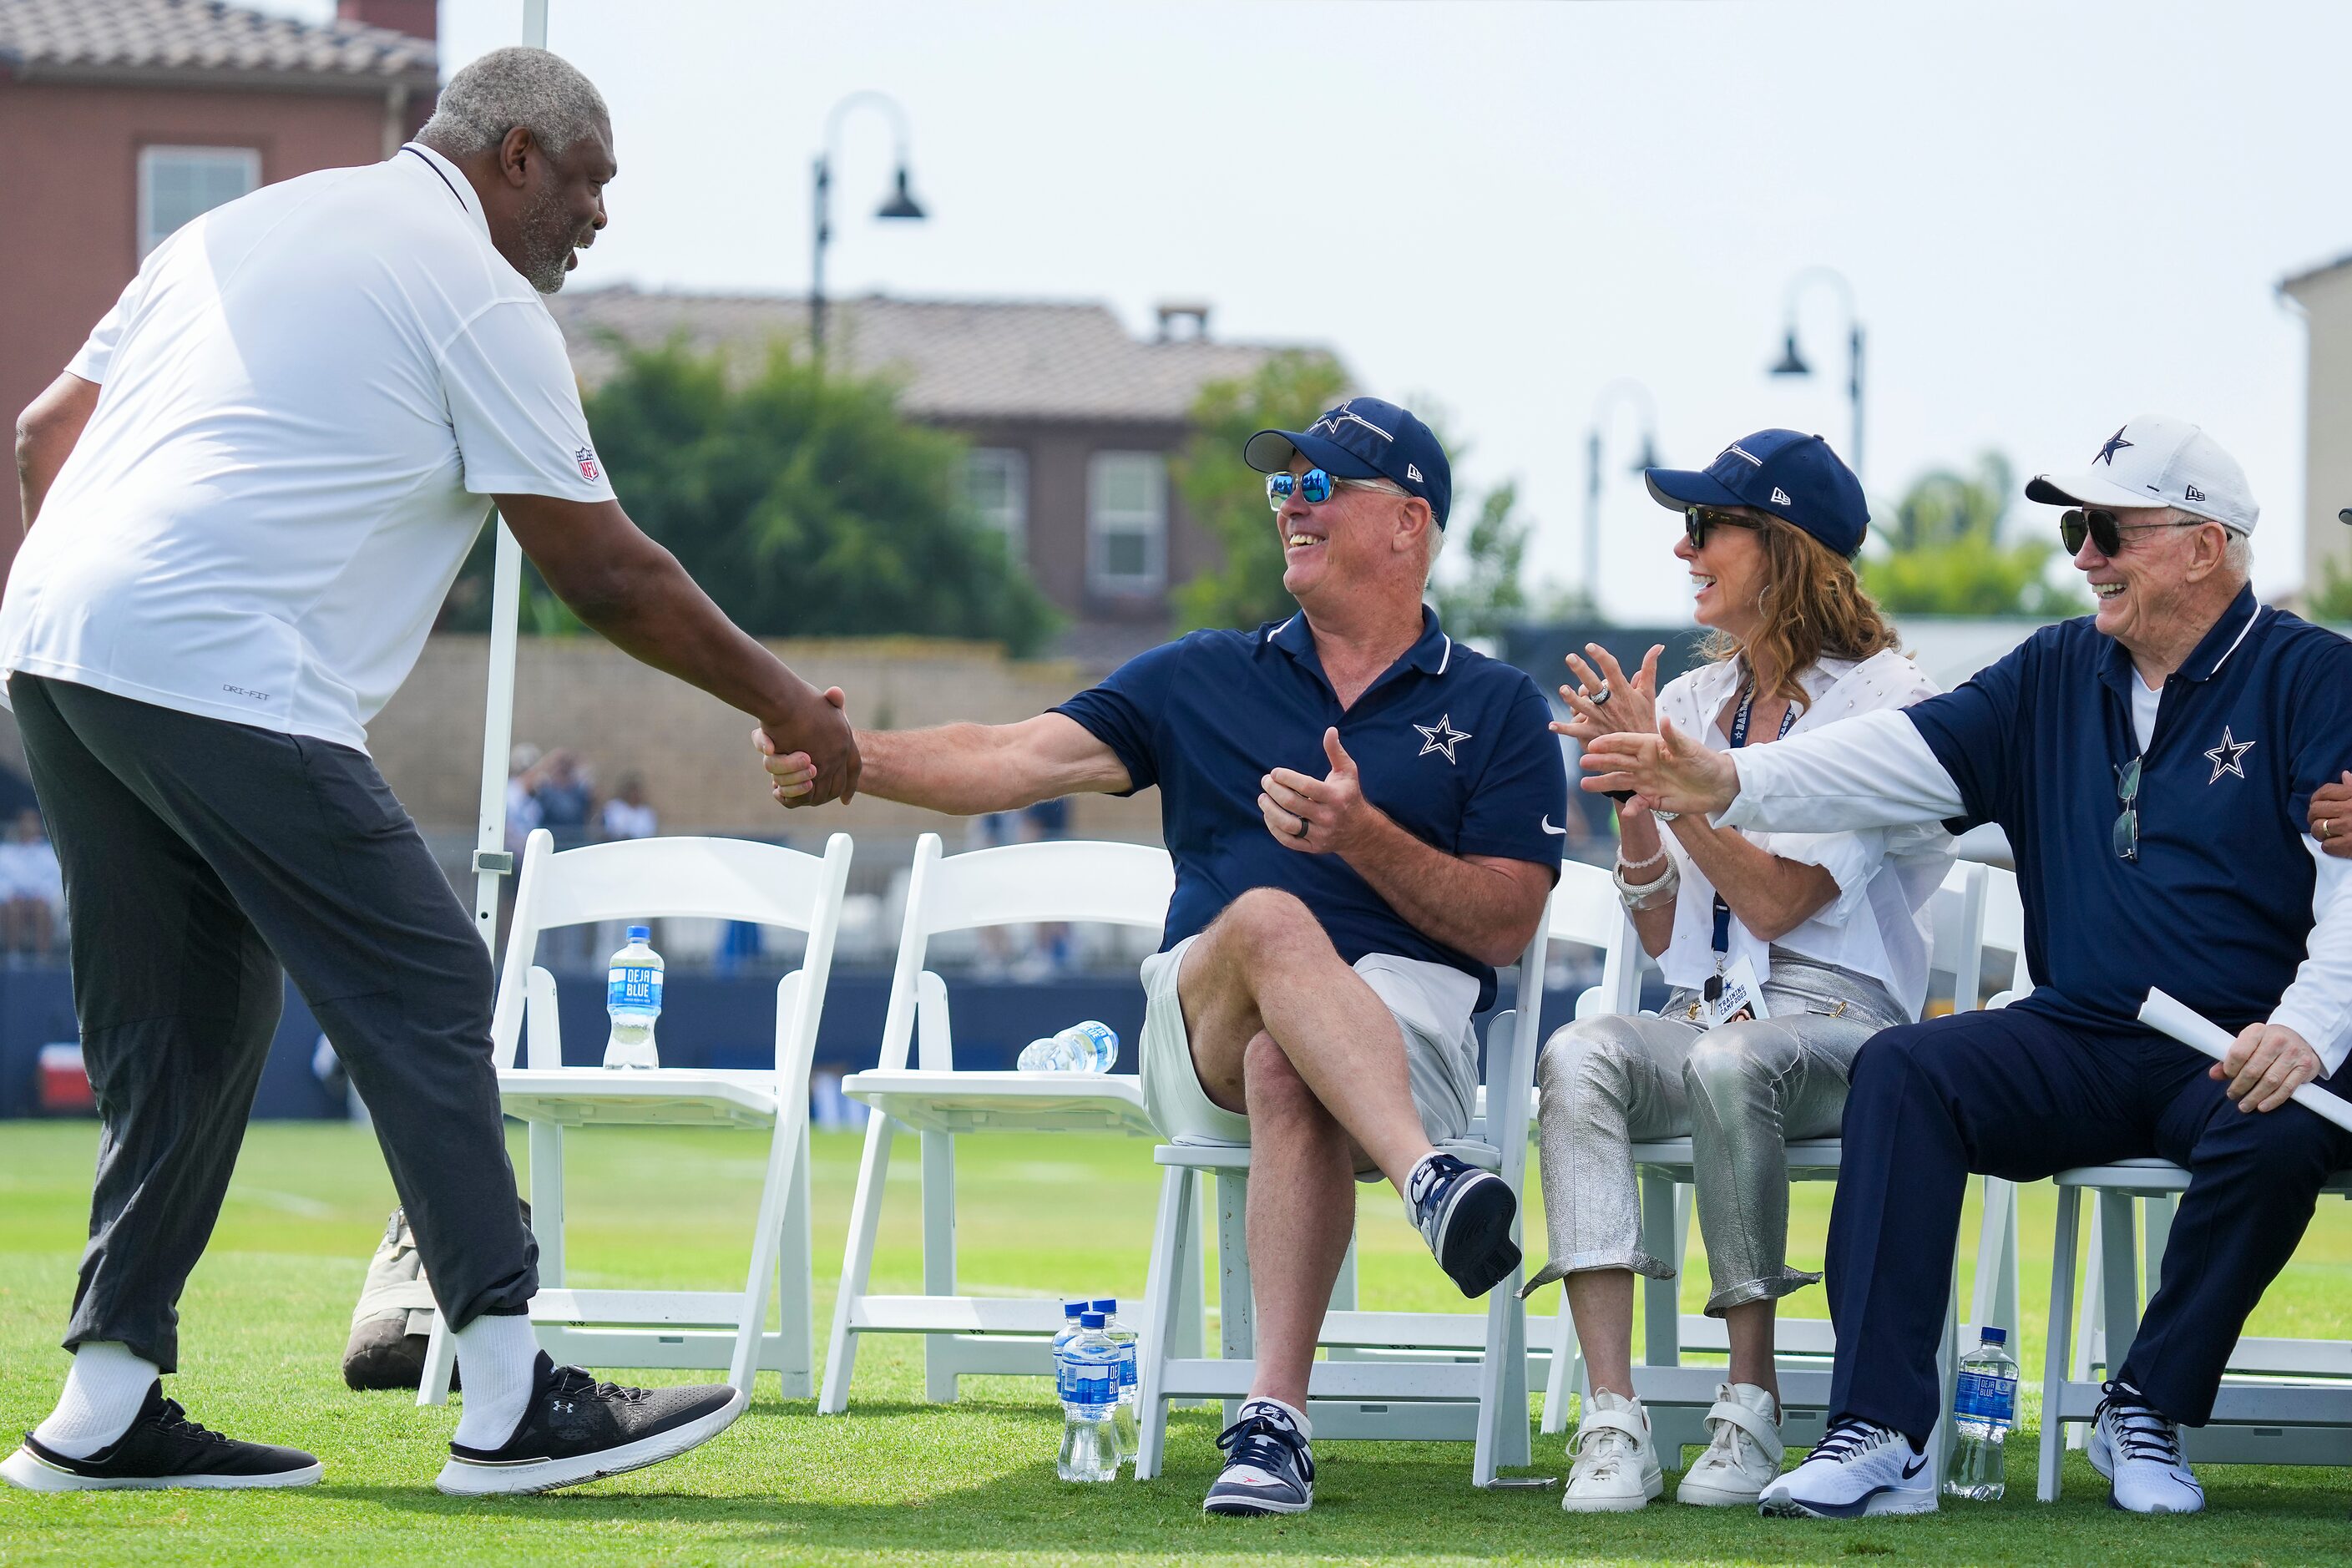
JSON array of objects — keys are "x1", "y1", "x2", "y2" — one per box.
[
  {"x1": 1053, "y1": 607, "x2": 1566, "y2": 1010},
  {"x1": 1908, "y1": 585, "x2": 2352, "y2": 1034}
]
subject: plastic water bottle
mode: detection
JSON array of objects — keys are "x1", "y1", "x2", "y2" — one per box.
[
  {"x1": 1092, "y1": 1297, "x2": 1139, "y2": 1466},
  {"x1": 1050, "y1": 1298, "x2": 1088, "y2": 1367},
  {"x1": 1944, "y1": 1326, "x2": 2019, "y2": 1500},
  {"x1": 1056, "y1": 1313, "x2": 1120, "y2": 1482},
  {"x1": 602, "y1": 925, "x2": 663, "y2": 1070},
  {"x1": 1017, "y1": 1021, "x2": 1119, "y2": 1074}
]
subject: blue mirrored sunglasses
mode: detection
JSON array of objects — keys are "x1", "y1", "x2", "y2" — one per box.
[{"x1": 1266, "y1": 468, "x2": 1338, "y2": 510}]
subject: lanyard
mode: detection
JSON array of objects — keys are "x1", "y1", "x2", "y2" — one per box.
[{"x1": 1706, "y1": 689, "x2": 1797, "y2": 1000}]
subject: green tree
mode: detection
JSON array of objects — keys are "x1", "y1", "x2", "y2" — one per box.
[
  {"x1": 1170, "y1": 351, "x2": 1350, "y2": 632},
  {"x1": 1860, "y1": 453, "x2": 2086, "y2": 618},
  {"x1": 1429, "y1": 480, "x2": 1534, "y2": 640},
  {"x1": 442, "y1": 338, "x2": 1056, "y2": 654},
  {"x1": 2309, "y1": 558, "x2": 2352, "y2": 622}
]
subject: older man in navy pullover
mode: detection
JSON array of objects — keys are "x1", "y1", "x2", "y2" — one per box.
[{"x1": 1586, "y1": 416, "x2": 2352, "y2": 1519}]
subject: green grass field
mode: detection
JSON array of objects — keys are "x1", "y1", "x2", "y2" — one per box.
[{"x1": 3, "y1": 1120, "x2": 2349, "y2": 1565}]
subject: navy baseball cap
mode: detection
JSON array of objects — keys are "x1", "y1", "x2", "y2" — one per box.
[
  {"x1": 1644, "y1": 429, "x2": 1869, "y2": 558},
  {"x1": 1243, "y1": 397, "x2": 1453, "y2": 529}
]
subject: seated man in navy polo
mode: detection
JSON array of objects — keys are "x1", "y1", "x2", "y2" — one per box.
[
  {"x1": 1585, "y1": 415, "x2": 2352, "y2": 1519},
  {"x1": 759, "y1": 398, "x2": 1565, "y2": 1516}
]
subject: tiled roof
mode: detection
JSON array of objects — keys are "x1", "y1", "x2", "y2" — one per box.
[
  {"x1": 0, "y1": 0, "x2": 436, "y2": 87},
  {"x1": 548, "y1": 287, "x2": 1329, "y2": 425}
]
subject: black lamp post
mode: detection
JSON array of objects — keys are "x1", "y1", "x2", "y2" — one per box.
[
  {"x1": 812, "y1": 91, "x2": 926, "y2": 358},
  {"x1": 1769, "y1": 267, "x2": 1864, "y2": 479},
  {"x1": 1584, "y1": 379, "x2": 1659, "y2": 621}
]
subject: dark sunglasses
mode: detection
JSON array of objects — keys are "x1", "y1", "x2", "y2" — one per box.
[
  {"x1": 1683, "y1": 505, "x2": 1763, "y2": 549},
  {"x1": 2060, "y1": 507, "x2": 2208, "y2": 556},
  {"x1": 2114, "y1": 755, "x2": 2142, "y2": 863}
]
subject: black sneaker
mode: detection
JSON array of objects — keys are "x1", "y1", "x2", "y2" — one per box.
[
  {"x1": 434, "y1": 1353, "x2": 745, "y2": 1496},
  {"x1": 1, "y1": 1383, "x2": 321, "y2": 1491},
  {"x1": 1404, "y1": 1152, "x2": 1520, "y2": 1298},
  {"x1": 1203, "y1": 1400, "x2": 1313, "y2": 1516}
]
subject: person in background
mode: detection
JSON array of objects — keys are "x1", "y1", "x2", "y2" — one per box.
[
  {"x1": 1526, "y1": 431, "x2": 1949, "y2": 1514},
  {"x1": 598, "y1": 771, "x2": 657, "y2": 842},
  {"x1": 531, "y1": 748, "x2": 594, "y2": 852},
  {"x1": 0, "y1": 807, "x2": 63, "y2": 960}
]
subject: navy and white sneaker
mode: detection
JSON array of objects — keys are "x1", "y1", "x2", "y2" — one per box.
[
  {"x1": 1203, "y1": 1399, "x2": 1313, "y2": 1516},
  {"x1": 2088, "y1": 1381, "x2": 2203, "y2": 1515},
  {"x1": 1403, "y1": 1152, "x2": 1520, "y2": 1298},
  {"x1": 1758, "y1": 1416, "x2": 1936, "y2": 1519},
  {"x1": 1, "y1": 1383, "x2": 321, "y2": 1491},
  {"x1": 435, "y1": 1352, "x2": 744, "y2": 1496}
]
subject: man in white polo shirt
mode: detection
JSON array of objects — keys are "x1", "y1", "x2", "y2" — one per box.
[{"x1": 0, "y1": 48, "x2": 854, "y2": 1497}]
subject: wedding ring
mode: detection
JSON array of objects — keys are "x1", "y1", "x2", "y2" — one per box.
[
  {"x1": 2325, "y1": 818, "x2": 2335, "y2": 841},
  {"x1": 1292, "y1": 817, "x2": 1310, "y2": 838},
  {"x1": 1591, "y1": 682, "x2": 1611, "y2": 707}
]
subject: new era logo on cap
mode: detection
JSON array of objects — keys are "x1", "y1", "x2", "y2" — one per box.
[
  {"x1": 1771, "y1": 487, "x2": 1793, "y2": 506},
  {"x1": 1407, "y1": 463, "x2": 1424, "y2": 482},
  {"x1": 2026, "y1": 415, "x2": 2258, "y2": 535}
]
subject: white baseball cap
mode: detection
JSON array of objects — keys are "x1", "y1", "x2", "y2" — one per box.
[{"x1": 2025, "y1": 415, "x2": 2258, "y2": 534}]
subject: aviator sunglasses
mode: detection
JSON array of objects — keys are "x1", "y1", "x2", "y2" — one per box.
[
  {"x1": 1265, "y1": 468, "x2": 1397, "y2": 512},
  {"x1": 2060, "y1": 507, "x2": 2208, "y2": 557}
]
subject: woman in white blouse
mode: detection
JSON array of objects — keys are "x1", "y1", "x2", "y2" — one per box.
[{"x1": 1525, "y1": 431, "x2": 1951, "y2": 1513}]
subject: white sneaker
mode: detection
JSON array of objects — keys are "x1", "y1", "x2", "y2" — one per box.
[
  {"x1": 1758, "y1": 1416, "x2": 1935, "y2": 1519},
  {"x1": 1677, "y1": 1382, "x2": 1784, "y2": 1507},
  {"x1": 1560, "y1": 1389, "x2": 1662, "y2": 1513},
  {"x1": 2087, "y1": 1381, "x2": 2203, "y2": 1515}
]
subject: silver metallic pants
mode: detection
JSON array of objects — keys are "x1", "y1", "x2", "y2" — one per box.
[{"x1": 1525, "y1": 954, "x2": 1905, "y2": 1316}]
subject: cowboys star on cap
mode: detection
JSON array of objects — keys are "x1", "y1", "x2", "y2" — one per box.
[
  {"x1": 2203, "y1": 726, "x2": 2254, "y2": 784},
  {"x1": 2096, "y1": 427, "x2": 2134, "y2": 465},
  {"x1": 1415, "y1": 713, "x2": 1471, "y2": 763}
]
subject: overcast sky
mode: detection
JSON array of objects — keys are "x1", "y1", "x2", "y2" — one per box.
[{"x1": 292, "y1": 0, "x2": 2349, "y2": 621}]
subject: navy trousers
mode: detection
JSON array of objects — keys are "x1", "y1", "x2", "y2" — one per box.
[{"x1": 1826, "y1": 1001, "x2": 2352, "y2": 1443}]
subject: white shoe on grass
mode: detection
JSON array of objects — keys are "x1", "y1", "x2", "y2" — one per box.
[
  {"x1": 1677, "y1": 1381, "x2": 1783, "y2": 1507},
  {"x1": 1560, "y1": 1388, "x2": 1662, "y2": 1513},
  {"x1": 2087, "y1": 1381, "x2": 2203, "y2": 1515},
  {"x1": 1758, "y1": 1416, "x2": 1935, "y2": 1518}
]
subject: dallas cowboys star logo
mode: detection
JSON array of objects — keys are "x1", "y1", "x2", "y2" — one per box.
[
  {"x1": 1415, "y1": 713, "x2": 1471, "y2": 764},
  {"x1": 2203, "y1": 726, "x2": 2254, "y2": 784},
  {"x1": 2096, "y1": 426, "x2": 2134, "y2": 465}
]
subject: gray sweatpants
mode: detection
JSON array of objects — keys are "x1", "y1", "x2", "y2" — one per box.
[{"x1": 13, "y1": 674, "x2": 536, "y2": 1370}]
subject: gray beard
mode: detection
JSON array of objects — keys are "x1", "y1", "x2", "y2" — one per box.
[{"x1": 515, "y1": 180, "x2": 575, "y2": 294}]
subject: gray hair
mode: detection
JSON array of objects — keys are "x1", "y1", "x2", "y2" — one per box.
[
  {"x1": 418, "y1": 48, "x2": 609, "y2": 159},
  {"x1": 2171, "y1": 506, "x2": 2253, "y2": 578},
  {"x1": 1339, "y1": 476, "x2": 1444, "y2": 583}
]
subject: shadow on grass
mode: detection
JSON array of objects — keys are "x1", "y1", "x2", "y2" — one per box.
[{"x1": 332, "y1": 1410, "x2": 2352, "y2": 1566}]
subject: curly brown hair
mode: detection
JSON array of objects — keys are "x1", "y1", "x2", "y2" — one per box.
[{"x1": 1702, "y1": 512, "x2": 1899, "y2": 711}]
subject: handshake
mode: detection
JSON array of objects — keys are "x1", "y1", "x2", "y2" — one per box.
[{"x1": 753, "y1": 684, "x2": 857, "y2": 807}]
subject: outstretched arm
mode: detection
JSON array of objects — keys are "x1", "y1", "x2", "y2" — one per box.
[
  {"x1": 761, "y1": 705, "x2": 1130, "y2": 817},
  {"x1": 1583, "y1": 707, "x2": 1964, "y2": 832}
]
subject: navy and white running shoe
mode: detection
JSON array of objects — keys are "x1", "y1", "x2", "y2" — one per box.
[
  {"x1": 1203, "y1": 1399, "x2": 1313, "y2": 1516},
  {"x1": 2088, "y1": 1381, "x2": 2203, "y2": 1515},
  {"x1": 1404, "y1": 1152, "x2": 1520, "y2": 1298},
  {"x1": 1758, "y1": 1416, "x2": 1935, "y2": 1519},
  {"x1": 1, "y1": 1383, "x2": 320, "y2": 1492}
]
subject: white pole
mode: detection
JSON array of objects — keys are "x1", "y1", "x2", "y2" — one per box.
[
  {"x1": 469, "y1": 0, "x2": 554, "y2": 952},
  {"x1": 2138, "y1": 989, "x2": 2352, "y2": 1134}
]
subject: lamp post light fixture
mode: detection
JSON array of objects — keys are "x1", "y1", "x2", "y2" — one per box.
[
  {"x1": 1584, "y1": 378, "x2": 1660, "y2": 623},
  {"x1": 811, "y1": 90, "x2": 926, "y2": 358},
  {"x1": 1769, "y1": 266, "x2": 1864, "y2": 480}
]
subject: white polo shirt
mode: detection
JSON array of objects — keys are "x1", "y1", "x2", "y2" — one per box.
[{"x1": 0, "y1": 142, "x2": 613, "y2": 751}]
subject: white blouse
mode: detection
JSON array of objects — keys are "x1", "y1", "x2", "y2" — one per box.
[{"x1": 1650, "y1": 649, "x2": 1953, "y2": 1019}]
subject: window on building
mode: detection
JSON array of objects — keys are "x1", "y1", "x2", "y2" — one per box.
[
  {"x1": 964, "y1": 448, "x2": 1029, "y2": 562},
  {"x1": 1087, "y1": 451, "x2": 1167, "y2": 594},
  {"x1": 139, "y1": 146, "x2": 261, "y2": 258}
]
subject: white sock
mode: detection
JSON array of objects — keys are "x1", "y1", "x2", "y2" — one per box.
[
  {"x1": 450, "y1": 1313, "x2": 540, "y2": 1450},
  {"x1": 31, "y1": 1342, "x2": 159, "y2": 1459},
  {"x1": 1237, "y1": 1395, "x2": 1312, "y2": 1444}
]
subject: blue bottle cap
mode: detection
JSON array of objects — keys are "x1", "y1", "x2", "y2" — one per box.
[
  {"x1": 1980, "y1": 1326, "x2": 2007, "y2": 1345},
  {"x1": 1079, "y1": 1312, "x2": 1105, "y2": 1329},
  {"x1": 1064, "y1": 1299, "x2": 1087, "y2": 1316},
  {"x1": 627, "y1": 924, "x2": 651, "y2": 943},
  {"x1": 1091, "y1": 1297, "x2": 1116, "y2": 1313}
]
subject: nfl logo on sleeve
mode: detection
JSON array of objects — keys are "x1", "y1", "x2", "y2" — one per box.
[{"x1": 576, "y1": 447, "x2": 600, "y2": 482}]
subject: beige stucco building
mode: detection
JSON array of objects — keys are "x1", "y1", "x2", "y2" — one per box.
[{"x1": 2282, "y1": 253, "x2": 2352, "y2": 600}]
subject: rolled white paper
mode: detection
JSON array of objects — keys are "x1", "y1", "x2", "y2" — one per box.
[{"x1": 2139, "y1": 988, "x2": 2352, "y2": 1135}]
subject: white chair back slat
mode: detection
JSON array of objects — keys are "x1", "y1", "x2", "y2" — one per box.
[
  {"x1": 1930, "y1": 862, "x2": 1988, "y2": 1012},
  {"x1": 1979, "y1": 863, "x2": 2033, "y2": 989}
]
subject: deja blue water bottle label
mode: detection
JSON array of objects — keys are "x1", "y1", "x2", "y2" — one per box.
[
  {"x1": 607, "y1": 966, "x2": 662, "y2": 1010},
  {"x1": 1954, "y1": 1370, "x2": 2017, "y2": 1424}
]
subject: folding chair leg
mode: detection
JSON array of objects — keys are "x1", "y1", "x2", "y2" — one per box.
[
  {"x1": 922, "y1": 1129, "x2": 959, "y2": 1404},
  {"x1": 2040, "y1": 1183, "x2": 2081, "y2": 1501},
  {"x1": 1636, "y1": 1171, "x2": 1681, "y2": 1368},
  {"x1": 529, "y1": 1120, "x2": 566, "y2": 1285},
  {"x1": 417, "y1": 1308, "x2": 458, "y2": 1408},
  {"x1": 1215, "y1": 1170, "x2": 1252, "y2": 1429},
  {"x1": 1541, "y1": 1295, "x2": 1578, "y2": 1435},
  {"x1": 1474, "y1": 1276, "x2": 1530, "y2": 1484},
  {"x1": 1136, "y1": 1163, "x2": 1193, "y2": 1481},
  {"x1": 728, "y1": 1100, "x2": 807, "y2": 1394},
  {"x1": 819, "y1": 1109, "x2": 898, "y2": 1414},
  {"x1": 776, "y1": 1119, "x2": 815, "y2": 1399},
  {"x1": 2097, "y1": 1191, "x2": 2141, "y2": 1385}
]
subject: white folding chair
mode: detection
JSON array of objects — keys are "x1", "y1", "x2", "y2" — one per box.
[
  {"x1": 1133, "y1": 861, "x2": 1641, "y2": 1486},
  {"x1": 1557, "y1": 861, "x2": 2008, "y2": 1477},
  {"x1": 819, "y1": 833, "x2": 1184, "y2": 1413},
  {"x1": 417, "y1": 828, "x2": 851, "y2": 1404}
]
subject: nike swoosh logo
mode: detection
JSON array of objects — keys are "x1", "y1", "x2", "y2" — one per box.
[
  {"x1": 1540, "y1": 816, "x2": 1568, "y2": 836},
  {"x1": 1900, "y1": 1454, "x2": 1927, "y2": 1479}
]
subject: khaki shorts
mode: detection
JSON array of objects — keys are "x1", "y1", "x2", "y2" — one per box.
[{"x1": 1139, "y1": 934, "x2": 1480, "y2": 1162}]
